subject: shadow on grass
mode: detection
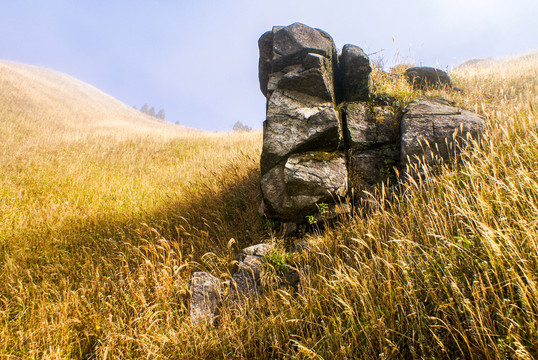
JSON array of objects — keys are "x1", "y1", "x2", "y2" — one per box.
[
  {"x1": 0, "y1": 161, "x2": 269, "y2": 358},
  {"x1": 7, "y1": 160, "x2": 266, "y2": 286},
  {"x1": 85, "y1": 164, "x2": 263, "y2": 259}
]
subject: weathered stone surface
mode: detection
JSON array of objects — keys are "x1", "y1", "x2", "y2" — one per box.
[
  {"x1": 338, "y1": 44, "x2": 372, "y2": 101},
  {"x1": 258, "y1": 31, "x2": 274, "y2": 96},
  {"x1": 271, "y1": 22, "x2": 336, "y2": 72},
  {"x1": 349, "y1": 146, "x2": 399, "y2": 190},
  {"x1": 400, "y1": 97, "x2": 486, "y2": 168},
  {"x1": 239, "y1": 243, "x2": 273, "y2": 262},
  {"x1": 260, "y1": 152, "x2": 348, "y2": 222},
  {"x1": 260, "y1": 90, "x2": 342, "y2": 174},
  {"x1": 189, "y1": 272, "x2": 222, "y2": 325},
  {"x1": 277, "y1": 53, "x2": 335, "y2": 101},
  {"x1": 258, "y1": 22, "x2": 337, "y2": 101},
  {"x1": 231, "y1": 255, "x2": 265, "y2": 301},
  {"x1": 405, "y1": 67, "x2": 452, "y2": 90},
  {"x1": 344, "y1": 103, "x2": 400, "y2": 148}
]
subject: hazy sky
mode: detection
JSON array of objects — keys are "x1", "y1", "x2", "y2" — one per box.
[{"x1": 1, "y1": 0, "x2": 537, "y2": 131}]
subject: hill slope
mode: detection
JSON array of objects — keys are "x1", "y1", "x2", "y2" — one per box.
[
  {"x1": 452, "y1": 50, "x2": 538, "y2": 105},
  {"x1": 0, "y1": 60, "x2": 194, "y2": 145},
  {"x1": 0, "y1": 61, "x2": 262, "y2": 358}
]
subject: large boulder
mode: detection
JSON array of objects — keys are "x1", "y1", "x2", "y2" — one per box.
[
  {"x1": 260, "y1": 152, "x2": 348, "y2": 222},
  {"x1": 260, "y1": 90, "x2": 342, "y2": 174},
  {"x1": 189, "y1": 272, "x2": 222, "y2": 325},
  {"x1": 271, "y1": 23, "x2": 336, "y2": 73},
  {"x1": 405, "y1": 67, "x2": 452, "y2": 90},
  {"x1": 338, "y1": 44, "x2": 372, "y2": 102},
  {"x1": 400, "y1": 97, "x2": 486, "y2": 169},
  {"x1": 259, "y1": 23, "x2": 337, "y2": 100}
]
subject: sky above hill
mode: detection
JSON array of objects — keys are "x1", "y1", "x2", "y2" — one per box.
[{"x1": 1, "y1": 0, "x2": 537, "y2": 131}]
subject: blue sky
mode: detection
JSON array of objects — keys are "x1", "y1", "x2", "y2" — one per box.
[{"x1": 1, "y1": 0, "x2": 537, "y2": 131}]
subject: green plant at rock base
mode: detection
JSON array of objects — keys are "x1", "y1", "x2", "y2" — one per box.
[
  {"x1": 261, "y1": 216, "x2": 279, "y2": 233},
  {"x1": 317, "y1": 202, "x2": 329, "y2": 217},
  {"x1": 306, "y1": 214, "x2": 317, "y2": 225},
  {"x1": 306, "y1": 202, "x2": 329, "y2": 225},
  {"x1": 379, "y1": 158, "x2": 397, "y2": 181},
  {"x1": 262, "y1": 249, "x2": 289, "y2": 275}
]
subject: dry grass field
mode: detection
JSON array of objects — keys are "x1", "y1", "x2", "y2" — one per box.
[{"x1": 1, "y1": 51, "x2": 537, "y2": 359}]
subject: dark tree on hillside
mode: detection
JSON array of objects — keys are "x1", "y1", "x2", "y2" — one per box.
[
  {"x1": 140, "y1": 104, "x2": 149, "y2": 114},
  {"x1": 156, "y1": 109, "x2": 165, "y2": 120},
  {"x1": 148, "y1": 107, "x2": 156, "y2": 117},
  {"x1": 233, "y1": 121, "x2": 252, "y2": 132}
]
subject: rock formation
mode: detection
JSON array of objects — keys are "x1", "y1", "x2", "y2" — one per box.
[
  {"x1": 258, "y1": 23, "x2": 347, "y2": 222},
  {"x1": 405, "y1": 66, "x2": 452, "y2": 90},
  {"x1": 258, "y1": 23, "x2": 485, "y2": 224},
  {"x1": 189, "y1": 23, "x2": 486, "y2": 324}
]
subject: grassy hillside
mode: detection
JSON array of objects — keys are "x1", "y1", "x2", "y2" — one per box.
[
  {"x1": 0, "y1": 61, "x2": 263, "y2": 358},
  {"x1": 1, "y1": 51, "x2": 537, "y2": 359},
  {"x1": 0, "y1": 60, "x2": 195, "y2": 142}
]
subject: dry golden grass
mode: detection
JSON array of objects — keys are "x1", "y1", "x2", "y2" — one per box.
[
  {"x1": 0, "y1": 61, "x2": 263, "y2": 358},
  {"x1": 1, "y1": 50, "x2": 537, "y2": 359}
]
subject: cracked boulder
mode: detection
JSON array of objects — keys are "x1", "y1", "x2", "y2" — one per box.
[
  {"x1": 259, "y1": 23, "x2": 345, "y2": 220},
  {"x1": 260, "y1": 152, "x2": 348, "y2": 222},
  {"x1": 261, "y1": 89, "x2": 342, "y2": 174},
  {"x1": 259, "y1": 22, "x2": 337, "y2": 100},
  {"x1": 400, "y1": 97, "x2": 486, "y2": 170},
  {"x1": 189, "y1": 272, "x2": 222, "y2": 325}
]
